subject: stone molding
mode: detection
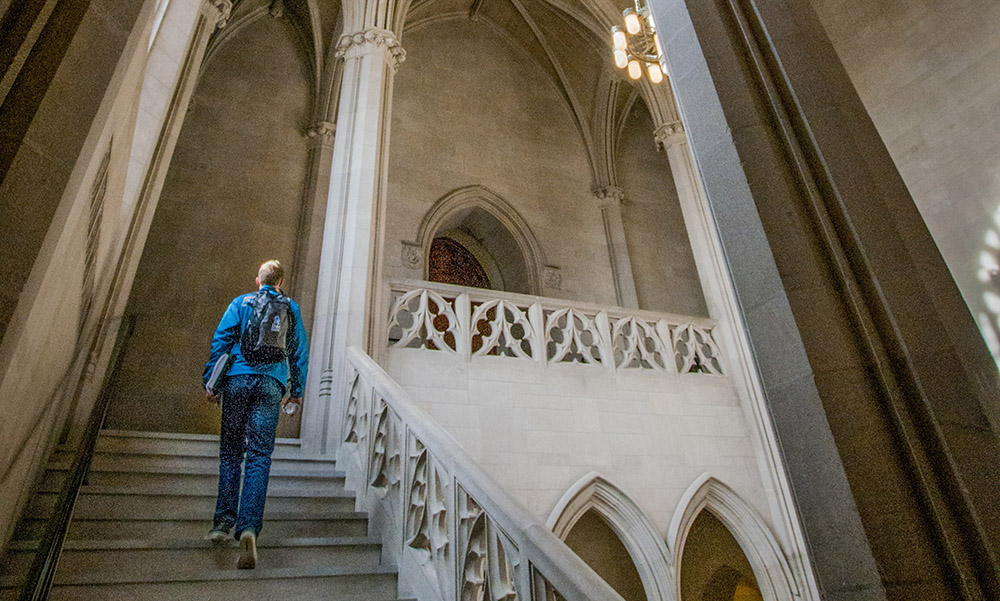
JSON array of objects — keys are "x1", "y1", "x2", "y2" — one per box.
[
  {"x1": 668, "y1": 474, "x2": 798, "y2": 601},
  {"x1": 202, "y1": 0, "x2": 233, "y2": 28},
  {"x1": 593, "y1": 186, "x2": 626, "y2": 208},
  {"x1": 335, "y1": 27, "x2": 406, "y2": 70},
  {"x1": 547, "y1": 472, "x2": 675, "y2": 601},
  {"x1": 654, "y1": 120, "x2": 686, "y2": 150},
  {"x1": 306, "y1": 121, "x2": 336, "y2": 148}
]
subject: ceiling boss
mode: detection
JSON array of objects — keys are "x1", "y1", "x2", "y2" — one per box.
[{"x1": 611, "y1": 1, "x2": 666, "y2": 83}]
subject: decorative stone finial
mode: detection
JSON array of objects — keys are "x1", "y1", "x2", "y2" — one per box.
[
  {"x1": 306, "y1": 121, "x2": 336, "y2": 148},
  {"x1": 204, "y1": 0, "x2": 233, "y2": 28},
  {"x1": 654, "y1": 120, "x2": 686, "y2": 150},
  {"x1": 335, "y1": 28, "x2": 406, "y2": 71},
  {"x1": 593, "y1": 186, "x2": 627, "y2": 207}
]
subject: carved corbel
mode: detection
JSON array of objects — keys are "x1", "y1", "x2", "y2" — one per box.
[
  {"x1": 593, "y1": 186, "x2": 627, "y2": 208},
  {"x1": 334, "y1": 27, "x2": 406, "y2": 71},
  {"x1": 305, "y1": 121, "x2": 336, "y2": 148},
  {"x1": 654, "y1": 120, "x2": 686, "y2": 151},
  {"x1": 203, "y1": 0, "x2": 233, "y2": 28}
]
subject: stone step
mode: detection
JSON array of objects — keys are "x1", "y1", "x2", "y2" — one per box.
[
  {"x1": 28, "y1": 488, "x2": 356, "y2": 519},
  {"x1": 78, "y1": 430, "x2": 318, "y2": 461},
  {"x1": 41, "y1": 464, "x2": 346, "y2": 496},
  {"x1": 0, "y1": 566, "x2": 399, "y2": 601},
  {"x1": 12, "y1": 511, "x2": 369, "y2": 542},
  {"x1": 0, "y1": 537, "x2": 383, "y2": 587},
  {"x1": 51, "y1": 450, "x2": 340, "y2": 475}
]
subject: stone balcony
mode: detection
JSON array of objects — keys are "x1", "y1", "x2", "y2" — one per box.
[{"x1": 384, "y1": 279, "x2": 725, "y2": 376}]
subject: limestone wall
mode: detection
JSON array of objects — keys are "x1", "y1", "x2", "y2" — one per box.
[
  {"x1": 385, "y1": 347, "x2": 771, "y2": 537},
  {"x1": 811, "y1": 0, "x2": 1000, "y2": 360},
  {"x1": 387, "y1": 19, "x2": 618, "y2": 307}
]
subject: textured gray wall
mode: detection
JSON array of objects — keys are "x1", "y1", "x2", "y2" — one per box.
[{"x1": 811, "y1": 0, "x2": 1000, "y2": 360}]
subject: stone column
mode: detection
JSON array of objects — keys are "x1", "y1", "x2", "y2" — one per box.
[
  {"x1": 301, "y1": 27, "x2": 404, "y2": 455},
  {"x1": 656, "y1": 119, "x2": 822, "y2": 601},
  {"x1": 651, "y1": 0, "x2": 1000, "y2": 598},
  {"x1": 292, "y1": 119, "x2": 336, "y2": 324},
  {"x1": 594, "y1": 186, "x2": 639, "y2": 309}
]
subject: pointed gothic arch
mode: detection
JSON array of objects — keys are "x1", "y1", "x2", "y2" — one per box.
[
  {"x1": 546, "y1": 472, "x2": 675, "y2": 601},
  {"x1": 415, "y1": 185, "x2": 544, "y2": 294},
  {"x1": 668, "y1": 474, "x2": 797, "y2": 601}
]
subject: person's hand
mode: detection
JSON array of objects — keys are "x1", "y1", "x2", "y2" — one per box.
[
  {"x1": 281, "y1": 397, "x2": 303, "y2": 415},
  {"x1": 205, "y1": 388, "x2": 219, "y2": 403}
]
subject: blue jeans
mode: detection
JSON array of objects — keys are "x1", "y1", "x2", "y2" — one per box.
[{"x1": 213, "y1": 374, "x2": 284, "y2": 538}]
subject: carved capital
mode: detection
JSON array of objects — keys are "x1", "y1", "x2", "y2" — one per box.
[
  {"x1": 335, "y1": 28, "x2": 406, "y2": 71},
  {"x1": 202, "y1": 0, "x2": 233, "y2": 28},
  {"x1": 542, "y1": 265, "x2": 562, "y2": 290},
  {"x1": 594, "y1": 186, "x2": 626, "y2": 208},
  {"x1": 654, "y1": 120, "x2": 686, "y2": 150},
  {"x1": 306, "y1": 121, "x2": 336, "y2": 148},
  {"x1": 401, "y1": 241, "x2": 422, "y2": 270}
]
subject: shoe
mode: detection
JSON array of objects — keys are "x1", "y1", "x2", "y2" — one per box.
[
  {"x1": 205, "y1": 527, "x2": 231, "y2": 543},
  {"x1": 237, "y1": 530, "x2": 257, "y2": 569}
]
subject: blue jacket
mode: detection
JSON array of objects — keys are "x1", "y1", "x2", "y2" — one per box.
[{"x1": 203, "y1": 286, "x2": 309, "y2": 397}]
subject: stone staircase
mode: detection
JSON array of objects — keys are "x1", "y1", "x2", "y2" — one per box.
[{"x1": 1, "y1": 430, "x2": 406, "y2": 601}]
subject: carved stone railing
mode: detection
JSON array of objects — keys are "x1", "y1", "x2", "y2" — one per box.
[
  {"x1": 342, "y1": 347, "x2": 625, "y2": 601},
  {"x1": 386, "y1": 279, "x2": 725, "y2": 375}
]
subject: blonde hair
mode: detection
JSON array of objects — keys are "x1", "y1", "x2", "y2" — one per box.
[{"x1": 258, "y1": 260, "x2": 284, "y2": 286}]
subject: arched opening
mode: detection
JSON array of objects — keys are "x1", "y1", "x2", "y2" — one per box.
[
  {"x1": 668, "y1": 475, "x2": 796, "y2": 601},
  {"x1": 415, "y1": 186, "x2": 546, "y2": 295},
  {"x1": 680, "y1": 511, "x2": 764, "y2": 601},
  {"x1": 547, "y1": 473, "x2": 673, "y2": 601},
  {"x1": 563, "y1": 509, "x2": 648, "y2": 601},
  {"x1": 428, "y1": 205, "x2": 530, "y2": 293}
]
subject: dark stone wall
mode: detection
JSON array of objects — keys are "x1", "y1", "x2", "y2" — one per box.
[
  {"x1": 0, "y1": 1, "x2": 144, "y2": 341},
  {"x1": 650, "y1": 0, "x2": 1000, "y2": 599}
]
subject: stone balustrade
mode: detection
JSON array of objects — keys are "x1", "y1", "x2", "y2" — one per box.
[
  {"x1": 342, "y1": 346, "x2": 625, "y2": 601},
  {"x1": 386, "y1": 279, "x2": 725, "y2": 375}
]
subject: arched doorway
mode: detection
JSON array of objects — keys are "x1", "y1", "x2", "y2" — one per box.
[
  {"x1": 564, "y1": 509, "x2": 649, "y2": 601},
  {"x1": 547, "y1": 473, "x2": 673, "y2": 601},
  {"x1": 668, "y1": 475, "x2": 796, "y2": 601},
  {"x1": 680, "y1": 511, "x2": 764, "y2": 601}
]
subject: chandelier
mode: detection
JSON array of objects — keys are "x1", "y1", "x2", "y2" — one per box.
[{"x1": 610, "y1": 1, "x2": 665, "y2": 83}]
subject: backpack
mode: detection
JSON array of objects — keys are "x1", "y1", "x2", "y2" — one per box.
[{"x1": 240, "y1": 289, "x2": 293, "y2": 365}]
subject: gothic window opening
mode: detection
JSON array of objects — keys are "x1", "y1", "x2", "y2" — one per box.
[{"x1": 428, "y1": 236, "x2": 491, "y2": 290}]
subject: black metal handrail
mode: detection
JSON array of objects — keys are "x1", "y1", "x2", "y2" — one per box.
[{"x1": 18, "y1": 315, "x2": 135, "y2": 601}]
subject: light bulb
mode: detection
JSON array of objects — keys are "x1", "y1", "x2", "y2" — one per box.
[
  {"x1": 627, "y1": 60, "x2": 642, "y2": 80},
  {"x1": 647, "y1": 62, "x2": 663, "y2": 83},
  {"x1": 614, "y1": 49, "x2": 628, "y2": 69},
  {"x1": 624, "y1": 9, "x2": 641, "y2": 35},
  {"x1": 654, "y1": 33, "x2": 663, "y2": 58},
  {"x1": 612, "y1": 27, "x2": 627, "y2": 51}
]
